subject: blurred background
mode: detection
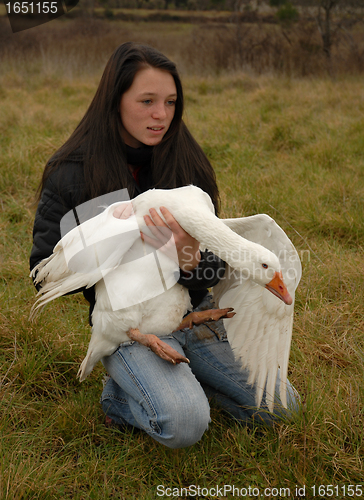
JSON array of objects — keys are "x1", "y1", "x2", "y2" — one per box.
[{"x1": 1, "y1": 0, "x2": 363, "y2": 78}]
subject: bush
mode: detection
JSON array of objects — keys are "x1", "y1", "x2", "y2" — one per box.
[
  {"x1": 269, "y1": 0, "x2": 286, "y2": 6},
  {"x1": 277, "y1": 3, "x2": 299, "y2": 24},
  {"x1": 103, "y1": 7, "x2": 114, "y2": 18}
]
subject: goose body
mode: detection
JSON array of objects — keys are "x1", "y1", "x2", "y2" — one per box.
[{"x1": 31, "y1": 185, "x2": 301, "y2": 411}]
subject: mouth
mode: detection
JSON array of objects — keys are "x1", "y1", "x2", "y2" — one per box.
[{"x1": 147, "y1": 127, "x2": 164, "y2": 132}]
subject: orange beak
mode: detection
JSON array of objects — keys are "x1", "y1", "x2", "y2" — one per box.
[{"x1": 265, "y1": 271, "x2": 293, "y2": 305}]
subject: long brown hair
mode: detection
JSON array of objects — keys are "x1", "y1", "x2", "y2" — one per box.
[{"x1": 37, "y1": 42, "x2": 220, "y2": 212}]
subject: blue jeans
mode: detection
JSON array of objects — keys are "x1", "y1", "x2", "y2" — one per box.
[{"x1": 101, "y1": 294, "x2": 300, "y2": 449}]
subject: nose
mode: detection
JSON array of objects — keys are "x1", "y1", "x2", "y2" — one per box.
[{"x1": 151, "y1": 102, "x2": 167, "y2": 120}]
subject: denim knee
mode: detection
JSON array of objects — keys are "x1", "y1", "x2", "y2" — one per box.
[
  {"x1": 101, "y1": 373, "x2": 211, "y2": 448},
  {"x1": 151, "y1": 392, "x2": 211, "y2": 449}
]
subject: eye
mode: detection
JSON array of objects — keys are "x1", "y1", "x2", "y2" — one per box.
[
  {"x1": 142, "y1": 99, "x2": 152, "y2": 105},
  {"x1": 262, "y1": 263, "x2": 268, "y2": 269},
  {"x1": 166, "y1": 100, "x2": 176, "y2": 106}
]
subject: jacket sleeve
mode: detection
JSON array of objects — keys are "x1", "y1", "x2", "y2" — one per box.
[
  {"x1": 30, "y1": 162, "x2": 97, "y2": 322},
  {"x1": 30, "y1": 161, "x2": 84, "y2": 272}
]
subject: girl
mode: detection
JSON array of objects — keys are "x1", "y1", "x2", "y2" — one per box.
[{"x1": 31, "y1": 42, "x2": 300, "y2": 448}]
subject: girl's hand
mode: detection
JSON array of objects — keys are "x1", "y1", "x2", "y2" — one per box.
[
  {"x1": 113, "y1": 202, "x2": 134, "y2": 219},
  {"x1": 141, "y1": 206, "x2": 201, "y2": 272}
]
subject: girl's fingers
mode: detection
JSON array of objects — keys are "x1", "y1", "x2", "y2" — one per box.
[
  {"x1": 140, "y1": 231, "x2": 179, "y2": 264},
  {"x1": 144, "y1": 211, "x2": 172, "y2": 243},
  {"x1": 113, "y1": 202, "x2": 133, "y2": 219},
  {"x1": 159, "y1": 207, "x2": 182, "y2": 233},
  {"x1": 142, "y1": 217, "x2": 173, "y2": 245},
  {"x1": 142, "y1": 207, "x2": 200, "y2": 271},
  {"x1": 147, "y1": 208, "x2": 171, "y2": 231}
]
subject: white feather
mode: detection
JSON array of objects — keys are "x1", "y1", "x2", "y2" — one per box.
[
  {"x1": 30, "y1": 186, "x2": 301, "y2": 411},
  {"x1": 213, "y1": 214, "x2": 302, "y2": 410}
]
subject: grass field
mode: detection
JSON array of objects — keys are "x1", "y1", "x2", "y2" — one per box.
[{"x1": 1, "y1": 16, "x2": 364, "y2": 500}]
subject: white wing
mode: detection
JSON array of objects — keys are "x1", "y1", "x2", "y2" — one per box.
[
  {"x1": 213, "y1": 214, "x2": 302, "y2": 412},
  {"x1": 30, "y1": 202, "x2": 142, "y2": 316}
]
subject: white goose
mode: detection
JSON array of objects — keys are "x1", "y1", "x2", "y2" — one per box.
[{"x1": 31, "y1": 185, "x2": 301, "y2": 411}]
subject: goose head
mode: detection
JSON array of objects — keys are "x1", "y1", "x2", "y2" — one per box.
[{"x1": 227, "y1": 242, "x2": 292, "y2": 305}]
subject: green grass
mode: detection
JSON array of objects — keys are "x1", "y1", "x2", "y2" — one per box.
[{"x1": 1, "y1": 43, "x2": 364, "y2": 498}]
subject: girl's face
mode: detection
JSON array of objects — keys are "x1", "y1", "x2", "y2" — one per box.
[{"x1": 120, "y1": 66, "x2": 177, "y2": 149}]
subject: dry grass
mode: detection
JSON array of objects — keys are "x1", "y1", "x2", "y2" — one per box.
[{"x1": 1, "y1": 17, "x2": 364, "y2": 499}]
